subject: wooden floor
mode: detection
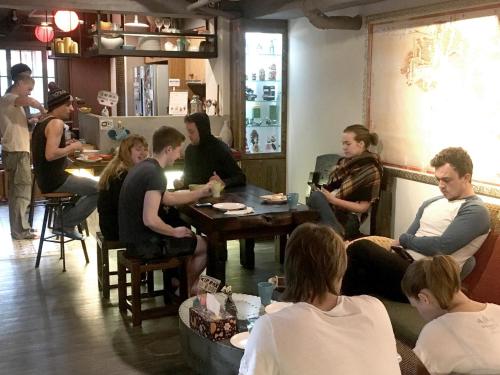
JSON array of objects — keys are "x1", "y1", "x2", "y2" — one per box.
[{"x1": 0, "y1": 204, "x2": 282, "y2": 374}]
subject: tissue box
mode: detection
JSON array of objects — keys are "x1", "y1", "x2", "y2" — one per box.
[{"x1": 189, "y1": 306, "x2": 237, "y2": 341}]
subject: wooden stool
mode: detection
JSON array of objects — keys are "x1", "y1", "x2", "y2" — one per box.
[
  {"x1": 117, "y1": 250, "x2": 188, "y2": 326},
  {"x1": 96, "y1": 232, "x2": 127, "y2": 299},
  {"x1": 35, "y1": 192, "x2": 89, "y2": 272}
]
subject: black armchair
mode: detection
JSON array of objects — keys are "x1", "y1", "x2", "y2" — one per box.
[{"x1": 305, "y1": 153, "x2": 379, "y2": 236}]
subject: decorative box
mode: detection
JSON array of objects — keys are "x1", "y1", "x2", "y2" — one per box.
[{"x1": 189, "y1": 306, "x2": 237, "y2": 341}]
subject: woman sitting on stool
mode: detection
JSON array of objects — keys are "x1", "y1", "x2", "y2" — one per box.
[
  {"x1": 308, "y1": 124, "x2": 382, "y2": 240},
  {"x1": 401, "y1": 255, "x2": 500, "y2": 375},
  {"x1": 97, "y1": 134, "x2": 148, "y2": 241}
]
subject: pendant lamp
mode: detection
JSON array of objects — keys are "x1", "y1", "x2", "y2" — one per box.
[
  {"x1": 35, "y1": 22, "x2": 55, "y2": 43},
  {"x1": 54, "y1": 10, "x2": 79, "y2": 32}
]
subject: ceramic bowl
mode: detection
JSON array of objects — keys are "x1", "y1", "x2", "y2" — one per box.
[
  {"x1": 138, "y1": 37, "x2": 161, "y2": 51},
  {"x1": 100, "y1": 36, "x2": 124, "y2": 50}
]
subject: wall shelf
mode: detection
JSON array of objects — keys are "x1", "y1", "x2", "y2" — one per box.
[{"x1": 86, "y1": 13, "x2": 218, "y2": 59}]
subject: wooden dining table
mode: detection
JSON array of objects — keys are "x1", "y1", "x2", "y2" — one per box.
[{"x1": 177, "y1": 184, "x2": 319, "y2": 285}]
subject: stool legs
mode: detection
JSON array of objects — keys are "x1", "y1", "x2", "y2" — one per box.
[
  {"x1": 77, "y1": 223, "x2": 89, "y2": 264},
  {"x1": 58, "y1": 204, "x2": 66, "y2": 272},
  {"x1": 35, "y1": 197, "x2": 88, "y2": 272},
  {"x1": 130, "y1": 263, "x2": 142, "y2": 326},
  {"x1": 118, "y1": 259, "x2": 127, "y2": 313},
  {"x1": 35, "y1": 205, "x2": 50, "y2": 268}
]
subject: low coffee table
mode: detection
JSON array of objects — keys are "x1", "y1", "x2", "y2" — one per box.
[
  {"x1": 178, "y1": 293, "x2": 260, "y2": 375},
  {"x1": 179, "y1": 294, "x2": 420, "y2": 375}
]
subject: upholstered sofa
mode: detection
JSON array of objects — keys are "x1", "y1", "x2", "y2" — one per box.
[{"x1": 382, "y1": 202, "x2": 500, "y2": 346}]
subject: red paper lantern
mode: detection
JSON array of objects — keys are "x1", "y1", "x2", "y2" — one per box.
[
  {"x1": 54, "y1": 10, "x2": 79, "y2": 32},
  {"x1": 35, "y1": 23, "x2": 54, "y2": 43}
]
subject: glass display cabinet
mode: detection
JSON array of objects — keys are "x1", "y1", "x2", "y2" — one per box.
[
  {"x1": 231, "y1": 20, "x2": 288, "y2": 193},
  {"x1": 244, "y1": 32, "x2": 283, "y2": 154}
]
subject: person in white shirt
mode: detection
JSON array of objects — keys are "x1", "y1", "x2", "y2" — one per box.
[
  {"x1": 401, "y1": 255, "x2": 500, "y2": 375},
  {"x1": 239, "y1": 223, "x2": 401, "y2": 375},
  {"x1": 0, "y1": 75, "x2": 45, "y2": 240}
]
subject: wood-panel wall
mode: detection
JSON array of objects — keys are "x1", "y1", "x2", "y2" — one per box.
[{"x1": 241, "y1": 157, "x2": 286, "y2": 193}]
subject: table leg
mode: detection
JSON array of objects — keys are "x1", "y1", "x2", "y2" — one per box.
[
  {"x1": 239, "y1": 239, "x2": 255, "y2": 269},
  {"x1": 275, "y1": 235, "x2": 287, "y2": 264},
  {"x1": 207, "y1": 234, "x2": 227, "y2": 286}
]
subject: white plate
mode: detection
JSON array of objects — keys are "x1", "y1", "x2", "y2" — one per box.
[
  {"x1": 224, "y1": 207, "x2": 254, "y2": 216},
  {"x1": 82, "y1": 149, "x2": 100, "y2": 153},
  {"x1": 265, "y1": 302, "x2": 293, "y2": 314},
  {"x1": 260, "y1": 194, "x2": 287, "y2": 204},
  {"x1": 230, "y1": 331, "x2": 250, "y2": 350},
  {"x1": 76, "y1": 156, "x2": 102, "y2": 163},
  {"x1": 213, "y1": 202, "x2": 246, "y2": 211}
]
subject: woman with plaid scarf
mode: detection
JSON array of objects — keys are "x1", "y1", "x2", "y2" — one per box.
[{"x1": 308, "y1": 125, "x2": 382, "y2": 240}]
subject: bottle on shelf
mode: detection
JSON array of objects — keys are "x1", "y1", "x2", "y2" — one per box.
[{"x1": 190, "y1": 95, "x2": 203, "y2": 114}]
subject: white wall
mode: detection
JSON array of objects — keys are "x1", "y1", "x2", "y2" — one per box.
[
  {"x1": 287, "y1": 0, "x2": 500, "y2": 235},
  {"x1": 288, "y1": 17, "x2": 365, "y2": 199}
]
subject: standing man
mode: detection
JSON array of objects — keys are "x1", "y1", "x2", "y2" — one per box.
[
  {"x1": 175, "y1": 112, "x2": 245, "y2": 189},
  {"x1": 119, "y1": 126, "x2": 212, "y2": 294},
  {"x1": 5, "y1": 63, "x2": 32, "y2": 94},
  {"x1": 0, "y1": 75, "x2": 45, "y2": 240},
  {"x1": 342, "y1": 147, "x2": 491, "y2": 302},
  {"x1": 32, "y1": 86, "x2": 97, "y2": 240}
]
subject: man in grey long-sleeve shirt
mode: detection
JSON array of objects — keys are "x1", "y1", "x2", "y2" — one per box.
[{"x1": 342, "y1": 147, "x2": 490, "y2": 302}]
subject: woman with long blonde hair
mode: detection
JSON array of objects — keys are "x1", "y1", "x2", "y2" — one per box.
[
  {"x1": 97, "y1": 134, "x2": 148, "y2": 240},
  {"x1": 401, "y1": 255, "x2": 500, "y2": 375}
]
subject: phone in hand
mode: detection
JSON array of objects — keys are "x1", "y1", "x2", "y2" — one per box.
[
  {"x1": 391, "y1": 246, "x2": 414, "y2": 263},
  {"x1": 195, "y1": 202, "x2": 212, "y2": 208},
  {"x1": 310, "y1": 183, "x2": 321, "y2": 192}
]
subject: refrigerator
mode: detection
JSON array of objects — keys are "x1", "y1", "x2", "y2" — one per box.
[{"x1": 133, "y1": 64, "x2": 169, "y2": 116}]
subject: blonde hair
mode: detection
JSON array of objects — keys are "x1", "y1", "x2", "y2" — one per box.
[
  {"x1": 283, "y1": 223, "x2": 347, "y2": 304},
  {"x1": 98, "y1": 134, "x2": 147, "y2": 190},
  {"x1": 401, "y1": 255, "x2": 461, "y2": 309}
]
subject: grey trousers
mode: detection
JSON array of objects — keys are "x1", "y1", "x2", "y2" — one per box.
[
  {"x1": 54, "y1": 174, "x2": 98, "y2": 228},
  {"x1": 308, "y1": 190, "x2": 345, "y2": 236},
  {"x1": 3, "y1": 151, "x2": 32, "y2": 239}
]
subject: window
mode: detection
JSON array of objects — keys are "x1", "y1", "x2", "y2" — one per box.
[{"x1": 0, "y1": 49, "x2": 54, "y2": 105}]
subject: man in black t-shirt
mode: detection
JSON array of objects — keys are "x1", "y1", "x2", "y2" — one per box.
[{"x1": 119, "y1": 126, "x2": 212, "y2": 294}]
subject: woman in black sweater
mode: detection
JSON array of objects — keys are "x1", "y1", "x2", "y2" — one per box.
[{"x1": 97, "y1": 134, "x2": 148, "y2": 240}]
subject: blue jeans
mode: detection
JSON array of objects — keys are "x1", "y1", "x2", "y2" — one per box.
[
  {"x1": 308, "y1": 191, "x2": 345, "y2": 236},
  {"x1": 54, "y1": 175, "x2": 98, "y2": 228}
]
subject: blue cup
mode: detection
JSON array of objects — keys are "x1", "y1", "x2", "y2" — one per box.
[
  {"x1": 287, "y1": 192, "x2": 299, "y2": 210},
  {"x1": 258, "y1": 281, "x2": 275, "y2": 306}
]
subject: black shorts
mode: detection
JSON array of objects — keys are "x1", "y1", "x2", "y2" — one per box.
[{"x1": 127, "y1": 235, "x2": 197, "y2": 260}]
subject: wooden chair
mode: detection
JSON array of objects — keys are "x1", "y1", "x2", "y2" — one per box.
[
  {"x1": 117, "y1": 250, "x2": 188, "y2": 326},
  {"x1": 96, "y1": 231, "x2": 127, "y2": 299},
  {"x1": 35, "y1": 192, "x2": 89, "y2": 272}
]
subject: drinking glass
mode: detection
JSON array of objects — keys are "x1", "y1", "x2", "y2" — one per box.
[
  {"x1": 154, "y1": 17, "x2": 164, "y2": 32},
  {"x1": 287, "y1": 193, "x2": 299, "y2": 210},
  {"x1": 258, "y1": 281, "x2": 274, "y2": 306}
]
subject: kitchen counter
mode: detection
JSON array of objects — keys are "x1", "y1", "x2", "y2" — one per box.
[{"x1": 78, "y1": 113, "x2": 230, "y2": 154}]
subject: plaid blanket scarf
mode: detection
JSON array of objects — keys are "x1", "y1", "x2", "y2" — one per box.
[{"x1": 326, "y1": 152, "x2": 383, "y2": 203}]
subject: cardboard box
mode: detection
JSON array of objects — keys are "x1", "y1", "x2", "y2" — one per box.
[{"x1": 189, "y1": 306, "x2": 237, "y2": 341}]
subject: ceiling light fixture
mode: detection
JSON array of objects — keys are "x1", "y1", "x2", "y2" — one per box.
[
  {"x1": 35, "y1": 22, "x2": 55, "y2": 43},
  {"x1": 124, "y1": 15, "x2": 149, "y2": 28},
  {"x1": 54, "y1": 10, "x2": 79, "y2": 32}
]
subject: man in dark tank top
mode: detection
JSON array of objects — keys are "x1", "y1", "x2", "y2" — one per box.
[{"x1": 32, "y1": 85, "x2": 98, "y2": 240}]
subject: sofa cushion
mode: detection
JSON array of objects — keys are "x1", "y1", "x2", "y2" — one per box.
[
  {"x1": 380, "y1": 298, "x2": 425, "y2": 347},
  {"x1": 463, "y1": 232, "x2": 500, "y2": 304}
]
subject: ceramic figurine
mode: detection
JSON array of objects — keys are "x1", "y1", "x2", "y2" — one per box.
[{"x1": 221, "y1": 286, "x2": 238, "y2": 318}]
